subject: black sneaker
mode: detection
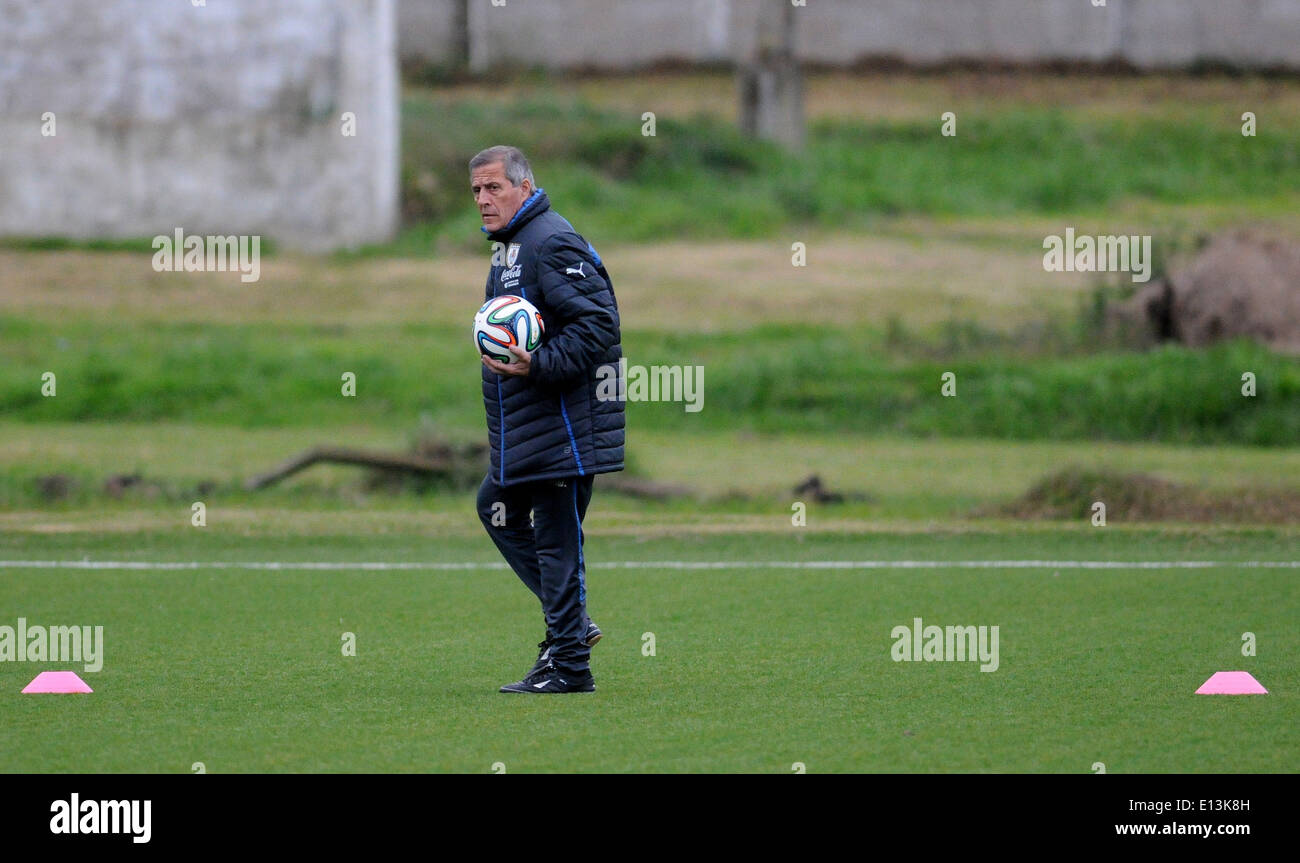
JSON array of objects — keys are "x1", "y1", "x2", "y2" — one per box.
[
  {"x1": 523, "y1": 618, "x2": 602, "y2": 681},
  {"x1": 500, "y1": 667, "x2": 595, "y2": 694},
  {"x1": 524, "y1": 638, "x2": 556, "y2": 682}
]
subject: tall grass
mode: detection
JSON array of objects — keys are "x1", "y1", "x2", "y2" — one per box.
[
  {"x1": 384, "y1": 92, "x2": 1300, "y2": 254},
  {"x1": 3, "y1": 318, "x2": 1296, "y2": 445}
]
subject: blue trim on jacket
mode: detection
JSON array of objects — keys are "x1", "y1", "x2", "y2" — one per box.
[
  {"x1": 496, "y1": 377, "x2": 507, "y2": 483},
  {"x1": 558, "y1": 394, "x2": 585, "y2": 476}
]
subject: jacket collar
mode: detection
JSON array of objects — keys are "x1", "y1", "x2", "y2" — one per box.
[{"x1": 483, "y1": 188, "x2": 549, "y2": 242}]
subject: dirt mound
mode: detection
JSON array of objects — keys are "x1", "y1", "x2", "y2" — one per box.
[
  {"x1": 994, "y1": 465, "x2": 1300, "y2": 523},
  {"x1": 1118, "y1": 230, "x2": 1300, "y2": 354}
]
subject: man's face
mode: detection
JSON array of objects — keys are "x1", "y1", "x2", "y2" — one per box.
[{"x1": 471, "y1": 162, "x2": 532, "y2": 233}]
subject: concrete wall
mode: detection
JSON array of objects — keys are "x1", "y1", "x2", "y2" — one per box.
[
  {"x1": 399, "y1": 0, "x2": 1300, "y2": 71},
  {"x1": 466, "y1": 0, "x2": 733, "y2": 71},
  {"x1": 0, "y1": 0, "x2": 399, "y2": 252},
  {"x1": 1124, "y1": 0, "x2": 1300, "y2": 68},
  {"x1": 398, "y1": 0, "x2": 463, "y2": 62}
]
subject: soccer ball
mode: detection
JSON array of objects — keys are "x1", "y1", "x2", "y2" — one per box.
[{"x1": 473, "y1": 295, "x2": 544, "y2": 363}]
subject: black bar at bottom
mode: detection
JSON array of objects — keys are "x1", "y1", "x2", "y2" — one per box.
[{"x1": 0, "y1": 773, "x2": 1288, "y2": 851}]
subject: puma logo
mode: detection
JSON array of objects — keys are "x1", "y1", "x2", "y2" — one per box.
[{"x1": 564, "y1": 263, "x2": 587, "y2": 279}]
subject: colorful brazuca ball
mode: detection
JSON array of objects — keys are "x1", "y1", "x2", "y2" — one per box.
[{"x1": 473, "y1": 295, "x2": 545, "y2": 363}]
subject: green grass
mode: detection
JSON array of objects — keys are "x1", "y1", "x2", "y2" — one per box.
[
  {"x1": 2, "y1": 422, "x2": 1298, "y2": 518},
  {"x1": 4, "y1": 317, "x2": 1298, "y2": 444},
  {"x1": 0, "y1": 236, "x2": 280, "y2": 256},
  {"x1": 386, "y1": 89, "x2": 1300, "y2": 254},
  {"x1": 0, "y1": 526, "x2": 1294, "y2": 772}
]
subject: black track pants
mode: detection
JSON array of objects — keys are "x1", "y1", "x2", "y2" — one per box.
[{"x1": 476, "y1": 472, "x2": 595, "y2": 673}]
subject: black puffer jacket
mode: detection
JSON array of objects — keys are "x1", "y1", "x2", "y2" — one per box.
[{"x1": 479, "y1": 189, "x2": 625, "y2": 486}]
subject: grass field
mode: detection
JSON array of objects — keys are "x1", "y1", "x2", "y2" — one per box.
[
  {"x1": 2, "y1": 522, "x2": 1296, "y2": 773},
  {"x1": 2, "y1": 70, "x2": 1297, "y2": 774}
]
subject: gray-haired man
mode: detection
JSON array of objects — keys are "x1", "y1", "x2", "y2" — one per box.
[{"x1": 469, "y1": 145, "x2": 625, "y2": 694}]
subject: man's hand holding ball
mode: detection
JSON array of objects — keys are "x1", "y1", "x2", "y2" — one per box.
[{"x1": 482, "y1": 343, "x2": 531, "y2": 377}]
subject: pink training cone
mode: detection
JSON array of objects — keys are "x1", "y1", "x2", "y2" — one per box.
[
  {"x1": 1195, "y1": 671, "x2": 1267, "y2": 695},
  {"x1": 21, "y1": 671, "x2": 93, "y2": 693}
]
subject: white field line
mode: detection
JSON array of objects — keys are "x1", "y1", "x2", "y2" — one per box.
[{"x1": 0, "y1": 559, "x2": 1298, "y2": 571}]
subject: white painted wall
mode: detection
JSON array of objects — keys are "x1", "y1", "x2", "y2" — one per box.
[{"x1": 0, "y1": 0, "x2": 399, "y2": 251}]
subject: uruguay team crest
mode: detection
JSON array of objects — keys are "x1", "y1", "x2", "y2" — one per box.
[{"x1": 506, "y1": 243, "x2": 520, "y2": 267}]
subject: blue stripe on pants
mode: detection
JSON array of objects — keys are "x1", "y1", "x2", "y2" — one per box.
[{"x1": 572, "y1": 482, "x2": 586, "y2": 604}]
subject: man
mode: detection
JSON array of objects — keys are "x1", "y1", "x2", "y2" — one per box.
[{"x1": 470, "y1": 145, "x2": 625, "y2": 694}]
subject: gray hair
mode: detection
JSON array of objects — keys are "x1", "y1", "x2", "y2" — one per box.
[{"x1": 468, "y1": 145, "x2": 535, "y2": 188}]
